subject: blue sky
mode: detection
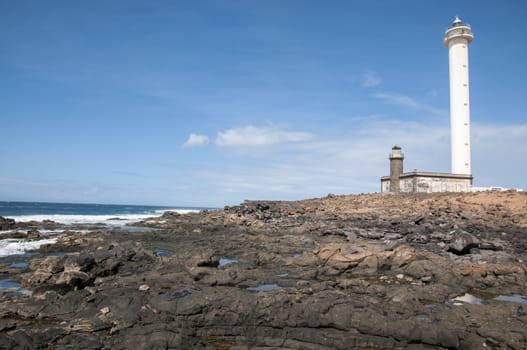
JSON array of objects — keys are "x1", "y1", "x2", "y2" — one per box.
[{"x1": 1, "y1": 1, "x2": 526, "y2": 206}]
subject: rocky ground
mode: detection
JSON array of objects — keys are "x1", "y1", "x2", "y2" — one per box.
[{"x1": 1, "y1": 191, "x2": 526, "y2": 349}]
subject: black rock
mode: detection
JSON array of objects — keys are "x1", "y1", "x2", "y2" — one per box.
[
  {"x1": 448, "y1": 230, "x2": 480, "y2": 255},
  {"x1": 0, "y1": 216, "x2": 15, "y2": 230}
]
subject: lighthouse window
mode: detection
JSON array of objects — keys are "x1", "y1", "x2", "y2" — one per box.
[
  {"x1": 462, "y1": 45, "x2": 466, "y2": 48},
  {"x1": 463, "y1": 64, "x2": 467, "y2": 67},
  {"x1": 464, "y1": 103, "x2": 468, "y2": 106},
  {"x1": 463, "y1": 83, "x2": 468, "y2": 86}
]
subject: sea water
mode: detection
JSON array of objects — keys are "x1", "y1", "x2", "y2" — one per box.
[
  {"x1": 0, "y1": 201, "x2": 202, "y2": 225},
  {"x1": 0, "y1": 201, "x2": 205, "y2": 257}
]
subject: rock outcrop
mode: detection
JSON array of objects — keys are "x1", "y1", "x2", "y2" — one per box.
[
  {"x1": 1, "y1": 191, "x2": 526, "y2": 349},
  {"x1": 0, "y1": 216, "x2": 15, "y2": 231}
]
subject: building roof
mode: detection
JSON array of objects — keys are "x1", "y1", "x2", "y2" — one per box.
[{"x1": 381, "y1": 171, "x2": 473, "y2": 181}]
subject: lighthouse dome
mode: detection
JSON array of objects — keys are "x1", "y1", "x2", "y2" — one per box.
[{"x1": 452, "y1": 16, "x2": 463, "y2": 26}]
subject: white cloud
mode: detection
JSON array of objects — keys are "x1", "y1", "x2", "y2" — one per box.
[
  {"x1": 471, "y1": 122, "x2": 527, "y2": 188},
  {"x1": 472, "y1": 122, "x2": 527, "y2": 141},
  {"x1": 215, "y1": 125, "x2": 313, "y2": 147},
  {"x1": 182, "y1": 133, "x2": 210, "y2": 148},
  {"x1": 190, "y1": 117, "x2": 527, "y2": 203},
  {"x1": 0, "y1": 177, "x2": 52, "y2": 187},
  {"x1": 374, "y1": 92, "x2": 420, "y2": 108},
  {"x1": 189, "y1": 119, "x2": 451, "y2": 201},
  {"x1": 361, "y1": 71, "x2": 382, "y2": 87},
  {"x1": 177, "y1": 110, "x2": 527, "y2": 203},
  {"x1": 373, "y1": 92, "x2": 447, "y2": 116}
]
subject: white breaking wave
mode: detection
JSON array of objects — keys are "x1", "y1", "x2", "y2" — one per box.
[
  {"x1": 0, "y1": 209, "x2": 202, "y2": 258},
  {"x1": 6, "y1": 209, "x2": 199, "y2": 226},
  {"x1": 0, "y1": 238, "x2": 58, "y2": 257},
  {"x1": 0, "y1": 229, "x2": 67, "y2": 236},
  {"x1": 153, "y1": 208, "x2": 201, "y2": 215},
  {"x1": 0, "y1": 229, "x2": 22, "y2": 236}
]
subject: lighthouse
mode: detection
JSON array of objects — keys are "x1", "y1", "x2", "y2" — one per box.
[
  {"x1": 388, "y1": 145, "x2": 404, "y2": 192},
  {"x1": 380, "y1": 17, "x2": 474, "y2": 193},
  {"x1": 444, "y1": 16, "x2": 474, "y2": 175}
]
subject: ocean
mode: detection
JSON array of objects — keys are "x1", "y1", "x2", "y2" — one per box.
[
  {"x1": 0, "y1": 201, "x2": 204, "y2": 225},
  {"x1": 0, "y1": 201, "x2": 206, "y2": 258}
]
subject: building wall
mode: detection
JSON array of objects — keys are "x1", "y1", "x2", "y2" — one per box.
[
  {"x1": 381, "y1": 176, "x2": 471, "y2": 193},
  {"x1": 381, "y1": 179, "x2": 391, "y2": 193},
  {"x1": 401, "y1": 176, "x2": 471, "y2": 193}
]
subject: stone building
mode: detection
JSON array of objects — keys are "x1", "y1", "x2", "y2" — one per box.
[{"x1": 381, "y1": 146, "x2": 472, "y2": 193}]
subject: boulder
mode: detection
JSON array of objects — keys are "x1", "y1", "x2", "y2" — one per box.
[
  {"x1": 448, "y1": 230, "x2": 480, "y2": 255},
  {"x1": 188, "y1": 250, "x2": 220, "y2": 268},
  {"x1": 0, "y1": 216, "x2": 15, "y2": 230}
]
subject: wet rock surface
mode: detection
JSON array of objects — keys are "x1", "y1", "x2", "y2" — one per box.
[
  {"x1": 1, "y1": 191, "x2": 527, "y2": 349},
  {"x1": 0, "y1": 217, "x2": 15, "y2": 231}
]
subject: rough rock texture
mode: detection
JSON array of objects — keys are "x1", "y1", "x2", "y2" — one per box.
[
  {"x1": 1, "y1": 191, "x2": 527, "y2": 349},
  {"x1": 0, "y1": 216, "x2": 15, "y2": 231}
]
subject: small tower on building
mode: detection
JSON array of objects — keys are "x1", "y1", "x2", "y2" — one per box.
[
  {"x1": 389, "y1": 145, "x2": 404, "y2": 192},
  {"x1": 444, "y1": 16, "x2": 474, "y2": 175}
]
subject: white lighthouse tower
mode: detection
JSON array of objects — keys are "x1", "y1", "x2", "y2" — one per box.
[{"x1": 444, "y1": 16, "x2": 474, "y2": 175}]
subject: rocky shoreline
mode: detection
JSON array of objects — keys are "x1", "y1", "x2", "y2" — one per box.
[{"x1": 1, "y1": 191, "x2": 526, "y2": 349}]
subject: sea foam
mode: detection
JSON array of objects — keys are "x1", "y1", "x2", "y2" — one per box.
[
  {"x1": 0, "y1": 203, "x2": 202, "y2": 258},
  {"x1": 6, "y1": 209, "x2": 198, "y2": 226},
  {"x1": 0, "y1": 238, "x2": 57, "y2": 257}
]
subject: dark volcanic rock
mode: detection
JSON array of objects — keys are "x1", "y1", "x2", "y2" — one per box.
[
  {"x1": 448, "y1": 229, "x2": 480, "y2": 255},
  {"x1": 1, "y1": 191, "x2": 527, "y2": 349},
  {"x1": 0, "y1": 216, "x2": 15, "y2": 230}
]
